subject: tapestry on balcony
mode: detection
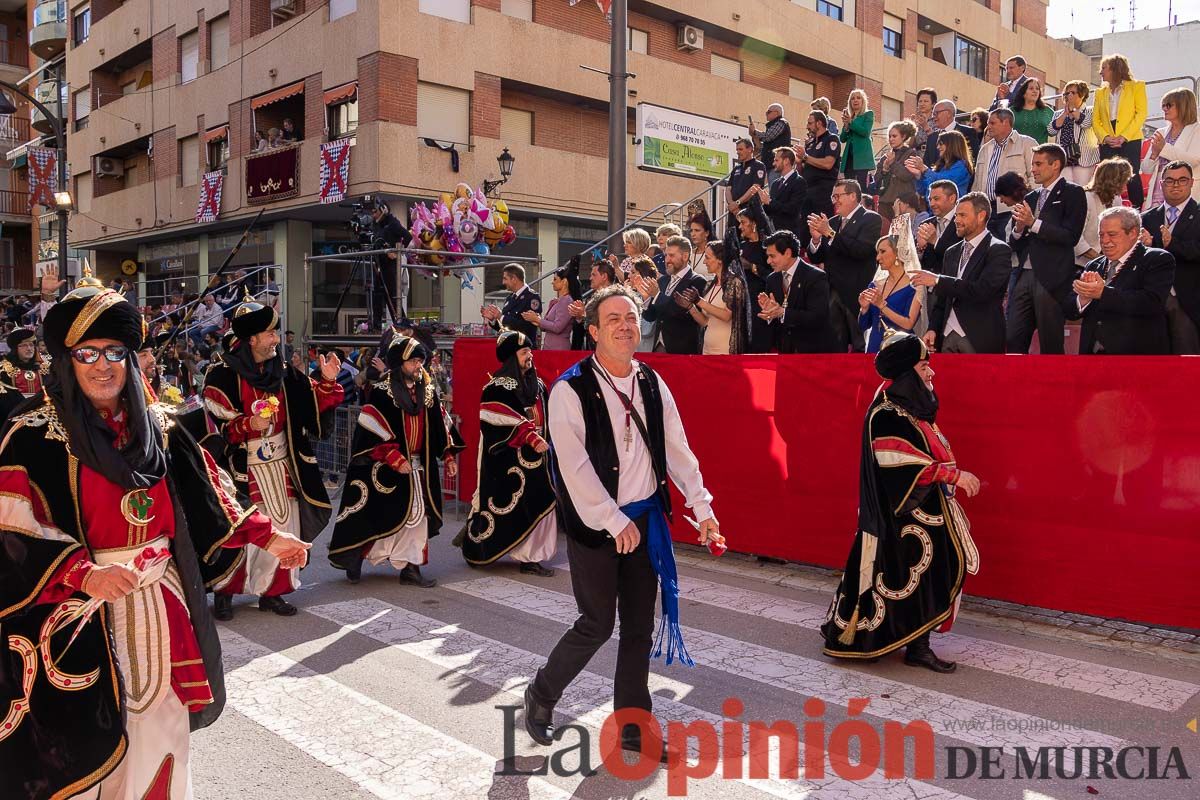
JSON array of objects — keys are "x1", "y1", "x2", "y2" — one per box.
[
  {"x1": 196, "y1": 170, "x2": 224, "y2": 223},
  {"x1": 246, "y1": 144, "x2": 300, "y2": 205},
  {"x1": 28, "y1": 146, "x2": 57, "y2": 211},
  {"x1": 319, "y1": 139, "x2": 351, "y2": 205}
]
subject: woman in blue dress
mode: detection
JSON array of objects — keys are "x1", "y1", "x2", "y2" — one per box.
[{"x1": 858, "y1": 235, "x2": 924, "y2": 353}]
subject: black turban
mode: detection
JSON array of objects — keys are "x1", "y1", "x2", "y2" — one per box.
[
  {"x1": 43, "y1": 289, "x2": 147, "y2": 358},
  {"x1": 874, "y1": 332, "x2": 928, "y2": 380},
  {"x1": 386, "y1": 335, "x2": 429, "y2": 370},
  {"x1": 6, "y1": 327, "x2": 35, "y2": 352},
  {"x1": 495, "y1": 330, "x2": 531, "y2": 364},
  {"x1": 231, "y1": 297, "x2": 279, "y2": 341}
]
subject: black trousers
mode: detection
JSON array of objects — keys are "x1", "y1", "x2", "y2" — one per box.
[
  {"x1": 1005, "y1": 268, "x2": 1066, "y2": 354},
  {"x1": 1099, "y1": 138, "x2": 1145, "y2": 209},
  {"x1": 530, "y1": 515, "x2": 658, "y2": 715},
  {"x1": 829, "y1": 292, "x2": 864, "y2": 353}
]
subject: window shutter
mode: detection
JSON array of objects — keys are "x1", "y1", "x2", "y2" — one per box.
[
  {"x1": 789, "y1": 78, "x2": 814, "y2": 102},
  {"x1": 180, "y1": 31, "x2": 199, "y2": 83},
  {"x1": 419, "y1": 0, "x2": 470, "y2": 23},
  {"x1": 209, "y1": 16, "x2": 230, "y2": 70},
  {"x1": 180, "y1": 136, "x2": 200, "y2": 187},
  {"x1": 75, "y1": 86, "x2": 91, "y2": 120},
  {"x1": 501, "y1": 0, "x2": 533, "y2": 21},
  {"x1": 710, "y1": 54, "x2": 742, "y2": 82},
  {"x1": 329, "y1": 0, "x2": 356, "y2": 21},
  {"x1": 500, "y1": 107, "x2": 532, "y2": 145},
  {"x1": 418, "y1": 82, "x2": 470, "y2": 145}
]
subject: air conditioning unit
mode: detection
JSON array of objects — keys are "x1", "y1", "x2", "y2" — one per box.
[
  {"x1": 677, "y1": 24, "x2": 703, "y2": 52},
  {"x1": 94, "y1": 156, "x2": 124, "y2": 177}
]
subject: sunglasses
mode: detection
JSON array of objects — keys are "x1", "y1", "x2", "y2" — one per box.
[
  {"x1": 1163, "y1": 102, "x2": 1175, "y2": 109},
  {"x1": 70, "y1": 344, "x2": 129, "y2": 364}
]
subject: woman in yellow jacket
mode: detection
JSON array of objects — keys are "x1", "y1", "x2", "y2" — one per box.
[{"x1": 1092, "y1": 53, "x2": 1148, "y2": 208}]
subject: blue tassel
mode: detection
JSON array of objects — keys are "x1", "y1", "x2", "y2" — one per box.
[{"x1": 621, "y1": 496, "x2": 695, "y2": 668}]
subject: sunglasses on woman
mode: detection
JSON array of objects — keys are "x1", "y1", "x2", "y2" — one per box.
[{"x1": 70, "y1": 344, "x2": 129, "y2": 364}]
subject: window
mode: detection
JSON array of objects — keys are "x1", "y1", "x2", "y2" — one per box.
[
  {"x1": 328, "y1": 98, "x2": 359, "y2": 140},
  {"x1": 417, "y1": 82, "x2": 470, "y2": 145},
  {"x1": 817, "y1": 0, "x2": 843, "y2": 21},
  {"x1": 882, "y1": 97, "x2": 904, "y2": 126},
  {"x1": 628, "y1": 27, "x2": 648, "y2": 54},
  {"x1": 329, "y1": 0, "x2": 356, "y2": 21},
  {"x1": 209, "y1": 15, "x2": 230, "y2": 71},
  {"x1": 206, "y1": 135, "x2": 229, "y2": 173},
  {"x1": 73, "y1": 86, "x2": 90, "y2": 132},
  {"x1": 76, "y1": 173, "x2": 92, "y2": 213},
  {"x1": 419, "y1": 0, "x2": 469, "y2": 23},
  {"x1": 954, "y1": 34, "x2": 987, "y2": 80},
  {"x1": 789, "y1": 78, "x2": 815, "y2": 102},
  {"x1": 502, "y1": 0, "x2": 533, "y2": 21},
  {"x1": 0, "y1": 239, "x2": 13, "y2": 267},
  {"x1": 918, "y1": 41, "x2": 928, "y2": 58},
  {"x1": 180, "y1": 30, "x2": 199, "y2": 84},
  {"x1": 500, "y1": 107, "x2": 532, "y2": 145},
  {"x1": 179, "y1": 136, "x2": 199, "y2": 187},
  {"x1": 72, "y1": 5, "x2": 90, "y2": 46},
  {"x1": 122, "y1": 80, "x2": 138, "y2": 95},
  {"x1": 710, "y1": 54, "x2": 742, "y2": 82},
  {"x1": 883, "y1": 12, "x2": 903, "y2": 58}
]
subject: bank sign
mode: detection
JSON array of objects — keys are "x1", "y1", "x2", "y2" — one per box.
[{"x1": 636, "y1": 103, "x2": 744, "y2": 182}]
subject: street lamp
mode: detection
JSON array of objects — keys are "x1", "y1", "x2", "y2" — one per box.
[
  {"x1": 0, "y1": 73, "x2": 69, "y2": 282},
  {"x1": 482, "y1": 148, "x2": 516, "y2": 196}
]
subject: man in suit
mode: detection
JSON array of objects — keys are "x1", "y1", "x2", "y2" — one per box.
[
  {"x1": 924, "y1": 101, "x2": 981, "y2": 167},
  {"x1": 912, "y1": 192, "x2": 1012, "y2": 353},
  {"x1": 1141, "y1": 161, "x2": 1200, "y2": 354},
  {"x1": 637, "y1": 236, "x2": 707, "y2": 354},
  {"x1": 989, "y1": 55, "x2": 1029, "y2": 111},
  {"x1": 482, "y1": 263, "x2": 541, "y2": 347},
  {"x1": 756, "y1": 147, "x2": 807, "y2": 236},
  {"x1": 806, "y1": 179, "x2": 883, "y2": 352},
  {"x1": 917, "y1": 180, "x2": 962, "y2": 273},
  {"x1": 1007, "y1": 144, "x2": 1087, "y2": 354},
  {"x1": 756, "y1": 230, "x2": 835, "y2": 353},
  {"x1": 1066, "y1": 206, "x2": 1174, "y2": 355}
]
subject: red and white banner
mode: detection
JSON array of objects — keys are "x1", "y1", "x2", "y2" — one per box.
[
  {"x1": 27, "y1": 146, "x2": 57, "y2": 210},
  {"x1": 568, "y1": 0, "x2": 613, "y2": 20},
  {"x1": 319, "y1": 138, "x2": 351, "y2": 204},
  {"x1": 195, "y1": 170, "x2": 224, "y2": 223}
]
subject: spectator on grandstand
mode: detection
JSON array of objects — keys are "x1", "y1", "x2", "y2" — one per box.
[
  {"x1": 617, "y1": 228, "x2": 652, "y2": 278},
  {"x1": 1093, "y1": 53, "x2": 1148, "y2": 209},
  {"x1": 750, "y1": 104, "x2": 792, "y2": 185},
  {"x1": 1048, "y1": 80, "x2": 1101, "y2": 186},
  {"x1": 911, "y1": 129, "x2": 975, "y2": 200},
  {"x1": 1143, "y1": 87, "x2": 1200, "y2": 208},
  {"x1": 840, "y1": 90, "x2": 876, "y2": 189},
  {"x1": 1077, "y1": 157, "x2": 1134, "y2": 268},
  {"x1": 926, "y1": 101, "x2": 981, "y2": 168},
  {"x1": 973, "y1": 108, "x2": 1036, "y2": 218},
  {"x1": 1013, "y1": 78, "x2": 1053, "y2": 145},
  {"x1": 911, "y1": 88, "x2": 938, "y2": 157},
  {"x1": 812, "y1": 97, "x2": 838, "y2": 136},
  {"x1": 876, "y1": 121, "x2": 920, "y2": 223},
  {"x1": 990, "y1": 55, "x2": 1030, "y2": 111},
  {"x1": 893, "y1": 191, "x2": 931, "y2": 227},
  {"x1": 688, "y1": 212, "x2": 715, "y2": 274},
  {"x1": 654, "y1": 223, "x2": 681, "y2": 274}
]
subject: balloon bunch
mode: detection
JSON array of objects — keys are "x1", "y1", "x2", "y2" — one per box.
[{"x1": 408, "y1": 183, "x2": 516, "y2": 268}]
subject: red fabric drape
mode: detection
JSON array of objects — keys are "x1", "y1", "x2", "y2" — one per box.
[{"x1": 452, "y1": 339, "x2": 1200, "y2": 628}]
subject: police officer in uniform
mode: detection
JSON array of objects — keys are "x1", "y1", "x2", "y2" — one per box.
[
  {"x1": 725, "y1": 138, "x2": 768, "y2": 227},
  {"x1": 799, "y1": 110, "x2": 843, "y2": 223},
  {"x1": 369, "y1": 197, "x2": 414, "y2": 327},
  {"x1": 481, "y1": 263, "x2": 541, "y2": 347}
]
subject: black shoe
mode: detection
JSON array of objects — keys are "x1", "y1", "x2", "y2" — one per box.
[
  {"x1": 258, "y1": 596, "x2": 298, "y2": 617},
  {"x1": 519, "y1": 562, "x2": 556, "y2": 577},
  {"x1": 523, "y1": 686, "x2": 554, "y2": 746},
  {"x1": 904, "y1": 640, "x2": 957, "y2": 673},
  {"x1": 213, "y1": 594, "x2": 233, "y2": 621},
  {"x1": 619, "y1": 729, "x2": 673, "y2": 765},
  {"x1": 399, "y1": 564, "x2": 437, "y2": 588},
  {"x1": 346, "y1": 560, "x2": 362, "y2": 584}
]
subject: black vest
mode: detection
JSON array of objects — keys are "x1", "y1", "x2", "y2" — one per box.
[{"x1": 549, "y1": 356, "x2": 672, "y2": 548}]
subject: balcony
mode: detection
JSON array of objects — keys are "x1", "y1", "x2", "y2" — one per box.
[
  {"x1": 0, "y1": 39, "x2": 29, "y2": 70},
  {"x1": 31, "y1": 80, "x2": 65, "y2": 135},
  {"x1": 0, "y1": 115, "x2": 31, "y2": 149},
  {"x1": 0, "y1": 189, "x2": 30, "y2": 217},
  {"x1": 30, "y1": 1, "x2": 67, "y2": 60}
]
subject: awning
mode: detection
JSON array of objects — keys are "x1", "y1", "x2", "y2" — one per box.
[
  {"x1": 251, "y1": 80, "x2": 305, "y2": 110},
  {"x1": 202, "y1": 125, "x2": 229, "y2": 143},
  {"x1": 323, "y1": 81, "x2": 357, "y2": 105}
]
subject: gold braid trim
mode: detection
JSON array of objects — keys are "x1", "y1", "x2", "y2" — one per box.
[{"x1": 64, "y1": 291, "x2": 128, "y2": 349}]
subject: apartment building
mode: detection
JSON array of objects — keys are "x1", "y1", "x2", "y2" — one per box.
[
  {"x1": 65, "y1": 0, "x2": 1090, "y2": 330},
  {"x1": 0, "y1": 0, "x2": 39, "y2": 291}
]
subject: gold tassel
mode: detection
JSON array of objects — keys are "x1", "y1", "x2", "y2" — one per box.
[{"x1": 838, "y1": 600, "x2": 861, "y2": 645}]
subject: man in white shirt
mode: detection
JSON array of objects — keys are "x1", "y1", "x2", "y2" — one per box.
[
  {"x1": 524, "y1": 284, "x2": 721, "y2": 763},
  {"x1": 190, "y1": 294, "x2": 226, "y2": 346}
]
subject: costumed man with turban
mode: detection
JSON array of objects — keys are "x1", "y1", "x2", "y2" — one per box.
[
  {"x1": 202, "y1": 294, "x2": 343, "y2": 620},
  {"x1": 821, "y1": 331, "x2": 981, "y2": 673},
  {"x1": 458, "y1": 331, "x2": 557, "y2": 575},
  {"x1": 0, "y1": 327, "x2": 49, "y2": 418},
  {"x1": 328, "y1": 334, "x2": 464, "y2": 587},
  {"x1": 0, "y1": 277, "x2": 309, "y2": 798}
]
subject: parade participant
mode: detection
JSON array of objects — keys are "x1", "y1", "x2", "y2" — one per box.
[
  {"x1": 482, "y1": 263, "x2": 541, "y2": 346},
  {"x1": 328, "y1": 334, "x2": 464, "y2": 586},
  {"x1": 0, "y1": 278, "x2": 308, "y2": 798},
  {"x1": 203, "y1": 293, "x2": 343, "y2": 619},
  {"x1": 821, "y1": 332, "x2": 980, "y2": 673},
  {"x1": 459, "y1": 331, "x2": 557, "y2": 575},
  {"x1": 0, "y1": 327, "x2": 48, "y2": 417},
  {"x1": 523, "y1": 284, "x2": 721, "y2": 762}
]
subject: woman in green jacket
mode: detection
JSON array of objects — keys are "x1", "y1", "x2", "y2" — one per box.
[{"x1": 841, "y1": 89, "x2": 876, "y2": 189}]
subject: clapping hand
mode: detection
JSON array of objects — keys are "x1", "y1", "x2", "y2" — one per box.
[
  {"x1": 1149, "y1": 129, "x2": 1166, "y2": 158},
  {"x1": 808, "y1": 213, "x2": 834, "y2": 239},
  {"x1": 317, "y1": 352, "x2": 341, "y2": 382},
  {"x1": 520, "y1": 310, "x2": 541, "y2": 325},
  {"x1": 904, "y1": 156, "x2": 926, "y2": 177},
  {"x1": 675, "y1": 287, "x2": 700, "y2": 309},
  {"x1": 1161, "y1": 225, "x2": 1173, "y2": 249},
  {"x1": 757, "y1": 292, "x2": 782, "y2": 321},
  {"x1": 567, "y1": 299, "x2": 585, "y2": 319},
  {"x1": 1012, "y1": 201, "x2": 1035, "y2": 230},
  {"x1": 858, "y1": 287, "x2": 876, "y2": 311},
  {"x1": 1139, "y1": 227, "x2": 1154, "y2": 247},
  {"x1": 1073, "y1": 269, "x2": 1104, "y2": 301},
  {"x1": 916, "y1": 221, "x2": 937, "y2": 249}
]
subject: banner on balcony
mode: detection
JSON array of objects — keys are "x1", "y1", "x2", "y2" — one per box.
[
  {"x1": 195, "y1": 171, "x2": 224, "y2": 223},
  {"x1": 246, "y1": 143, "x2": 300, "y2": 205},
  {"x1": 319, "y1": 138, "x2": 351, "y2": 204},
  {"x1": 27, "y1": 146, "x2": 57, "y2": 210},
  {"x1": 568, "y1": 0, "x2": 613, "y2": 20}
]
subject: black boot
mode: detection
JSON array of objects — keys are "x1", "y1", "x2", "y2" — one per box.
[
  {"x1": 345, "y1": 558, "x2": 362, "y2": 584},
  {"x1": 904, "y1": 634, "x2": 956, "y2": 673},
  {"x1": 619, "y1": 724, "x2": 673, "y2": 765},
  {"x1": 258, "y1": 595, "x2": 298, "y2": 617},
  {"x1": 523, "y1": 686, "x2": 554, "y2": 746},
  {"x1": 519, "y1": 562, "x2": 556, "y2": 577},
  {"x1": 213, "y1": 594, "x2": 233, "y2": 621},
  {"x1": 399, "y1": 564, "x2": 436, "y2": 588}
]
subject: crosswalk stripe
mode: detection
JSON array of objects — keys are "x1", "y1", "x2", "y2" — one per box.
[
  {"x1": 442, "y1": 577, "x2": 1134, "y2": 752},
  {"x1": 306, "y1": 597, "x2": 984, "y2": 800},
  {"x1": 554, "y1": 562, "x2": 1199, "y2": 711},
  {"x1": 218, "y1": 629, "x2": 570, "y2": 800}
]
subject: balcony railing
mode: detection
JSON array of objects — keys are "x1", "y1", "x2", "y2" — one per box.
[
  {"x1": 0, "y1": 39, "x2": 28, "y2": 69},
  {"x1": 0, "y1": 189, "x2": 30, "y2": 215},
  {"x1": 0, "y1": 115, "x2": 31, "y2": 145}
]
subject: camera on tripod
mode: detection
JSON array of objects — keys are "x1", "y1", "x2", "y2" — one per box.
[{"x1": 344, "y1": 194, "x2": 384, "y2": 248}]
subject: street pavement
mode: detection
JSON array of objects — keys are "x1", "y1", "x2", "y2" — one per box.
[{"x1": 193, "y1": 512, "x2": 1200, "y2": 800}]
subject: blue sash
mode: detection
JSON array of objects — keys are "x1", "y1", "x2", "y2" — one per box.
[{"x1": 620, "y1": 496, "x2": 694, "y2": 667}]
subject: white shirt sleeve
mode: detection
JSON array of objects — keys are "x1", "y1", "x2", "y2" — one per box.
[
  {"x1": 658, "y1": 379, "x2": 716, "y2": 524},
  {"x1": 547, "y1": 382, "x2": 630, "y2": 538},
  {"x1": 1030, "y1": 219, "x2": 1043, "y2": 234}
]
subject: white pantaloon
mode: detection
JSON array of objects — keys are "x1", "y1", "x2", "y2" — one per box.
[{"x1": 506, "y1": 512, "x2": 559, "y2": 563}]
